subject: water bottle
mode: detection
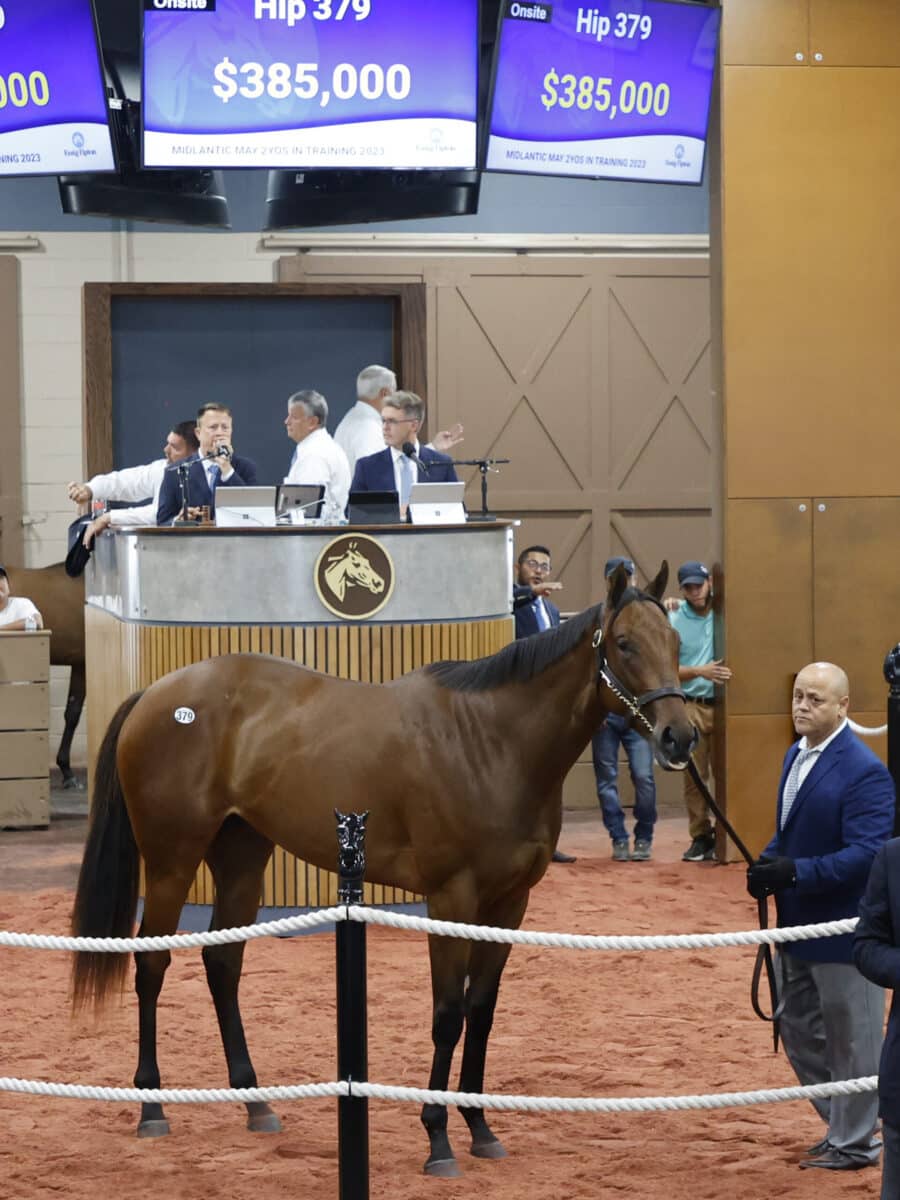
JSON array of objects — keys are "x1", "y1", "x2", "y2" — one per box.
[{"x1": 24, "y1": 614, "x2": 37, "y2": 631}]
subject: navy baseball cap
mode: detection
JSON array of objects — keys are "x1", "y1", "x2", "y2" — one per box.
[
  {"x1": 677, "y1": 561, "x2": 710, "y2": 586},
  {"x1": 604, "y1": 556, "x2": 635, "y2": 579}
]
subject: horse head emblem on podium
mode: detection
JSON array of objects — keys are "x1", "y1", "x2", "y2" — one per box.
[{"x1": 324, "y1": 541, "x2": 385, "y2": 602}]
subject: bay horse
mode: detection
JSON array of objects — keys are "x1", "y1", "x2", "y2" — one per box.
[
  {"x1": 5, "y1": 563, "x2": 85, "y2": 787},
  {"x1": 71, "y1": 562, "x2": 695, "y2": 1176}
]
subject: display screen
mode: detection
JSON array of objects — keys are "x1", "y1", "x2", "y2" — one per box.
[
  {"x1": 486, "y1": 0, "x2": 720, "y2": 185},
  {"x1": 142, "y1": 0, "x2": 478, "y2": 171},
  {"x1": 0, "y1": 0, "x2": 115, "y2": 177}
]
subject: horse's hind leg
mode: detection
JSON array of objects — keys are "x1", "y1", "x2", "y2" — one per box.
[
  {"x1": 134, "y1": 863, "x2": 203, "y2": 1137},
  {"x1": 57, "y1": 660, "x2": 85, "y2": 788},
  {"x1": 202, "y1": 817, "x2": 278, "y2": 1133},
  {"x1": 458, "y1": 892, "x2": 528, "y2": 1160}
]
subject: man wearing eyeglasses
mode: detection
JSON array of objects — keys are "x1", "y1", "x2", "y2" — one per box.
[
  {"x1": 512, "y1": 545, "x2": 576, "y2": 863},
  {"x1": 349, "y1": 391, "x2": 458, "y2": 517}
]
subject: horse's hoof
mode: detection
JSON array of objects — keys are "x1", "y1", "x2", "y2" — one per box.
[
  {"x1": 247, "y1": 1112, "x2": 282, "y2": 1133},
  {"x1": 137, "y1": 1119, "x2": 170, "y2": 1139},
  {"x1": 424, "y1": 1157, "x2": 461, "y2": 1178},
  {"x1": 470, "y1": 1138, "x2": 507, "y2": 1160}
]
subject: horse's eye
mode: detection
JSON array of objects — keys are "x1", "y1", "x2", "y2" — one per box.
[{"x1": 616, "y1": 638, "x2": 632, "y2": 653}]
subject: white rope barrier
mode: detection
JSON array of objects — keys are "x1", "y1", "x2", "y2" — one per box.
[
  {"x1": 848, "y1": 718, "x2": 888, "y2": 736},
  {"x1": 0, "y1": 1074, "x2": 877, "y2": 1112},
  {"x1": 0, "y1": 908, "x2": 859, "y2": 953}
]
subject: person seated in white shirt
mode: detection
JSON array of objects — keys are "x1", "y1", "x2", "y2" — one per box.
[
  {"x1": 0, "y1": 565, "x2": 43, "y2": 630},
  {"x1": 67, "y1": 420, "x2": 199, "y2": 546},
  {"x1": 284, "y1": 390, "x2": 352, "y2": 524},
  {"x1": 333, "y1": 362, "x2": 465, "y2": 474}
]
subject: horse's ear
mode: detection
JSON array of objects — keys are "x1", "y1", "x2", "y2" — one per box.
[
  {"x1": 646, "y1": 560, "x2": 669, "y2": 601},
  {"x1": 607, "y1": 564, "x2": 630, "y2": 609}
]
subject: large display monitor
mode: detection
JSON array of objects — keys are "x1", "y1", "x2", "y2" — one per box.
[
  {"x1": 485, "y1": 0, "x2": 720, "y2": 185},
  {"x1": 142, "y1": 0, "x2": 479, "y2": 171},
  {"x1": 0, "y1": 0, "x2": 115, "y2": 177}
]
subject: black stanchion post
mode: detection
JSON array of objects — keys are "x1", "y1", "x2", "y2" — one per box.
[
  {"x1": 335, "y1": 810, "x2": 369, "y2": 1200},
  {"x1": 885, "y1": 646, "x2": 900, "y2": 837}
]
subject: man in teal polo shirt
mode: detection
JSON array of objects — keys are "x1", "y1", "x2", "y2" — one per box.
[{"x1": 668, "y1": 561, "x2": 732, "y2": 862}]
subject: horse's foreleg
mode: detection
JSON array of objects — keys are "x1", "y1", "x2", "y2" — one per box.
[
  {"x1": 421, "y1": 930, "x2": 472, "y2": 1178},
  {"x1": 134, "y1": 866, "x2": 203, "y2": 1137},
  {"x1": 458, "y1": 892, "x2": 528, "y2": 1159},
  {"x1": 56, "y1": 661, "x2": 85, "y2": 787},
  {"x1": 203, "y1": 819, "x2": 278, "y2": 1133}
]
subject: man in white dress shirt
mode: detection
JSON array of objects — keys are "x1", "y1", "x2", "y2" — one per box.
[
  {"x1": 333, "y1": 363, "x2": 465, "y2": 473},
  {"x1": 284, "y1": 390, "x2": 351, "y2": 524},
  {"x1": 67, "y1": 420, "x2": 199, "y2": 546}
]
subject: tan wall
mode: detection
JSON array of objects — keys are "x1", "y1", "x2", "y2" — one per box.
[
  {"x1": 0, "y1": 255, "x2": 23, "y2": 564},
  {"x1": 719, "y1": 0, "x2": 900, "y2": 856}
]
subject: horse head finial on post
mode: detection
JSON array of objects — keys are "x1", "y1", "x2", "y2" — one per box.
[{"x1": 335, "y1": 809, "x2": 369, "y2": 902}]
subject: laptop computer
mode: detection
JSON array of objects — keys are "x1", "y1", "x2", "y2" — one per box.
[
  {"x1": 346, "y1": 489, "x2": 400, "y2": 525},
  {"x1": 215, "y1": 486, "x2": 278, "y2": 527},
  {"x1": 275, "y1": 483, "x2": 325, "y2": 523},
  {"x1": 408, "y1": 481, "x2": 467, "y2": 525}
]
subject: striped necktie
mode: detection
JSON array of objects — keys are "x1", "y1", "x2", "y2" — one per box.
[
  {"x1": 534, "y1": 597, "x2": 550, "y2": 631},
  {"x1": 780, "y1": 748, "x2": 816, "y2": 829},
  {"x1": 208, "y1": 463, "x2": 221, "y2": 503}
]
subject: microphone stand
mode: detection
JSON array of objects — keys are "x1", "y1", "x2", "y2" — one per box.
[
  {"x1": 451, "y1": 458, "x2": 510, "y2": 522},
  {"x1": 172, "y1": 461, "x2": 194, "y2": 525}
]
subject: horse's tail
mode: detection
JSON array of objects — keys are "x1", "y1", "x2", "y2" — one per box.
[{"x1": 71, "y1": 690, "x2": 145, "y2": 1012}]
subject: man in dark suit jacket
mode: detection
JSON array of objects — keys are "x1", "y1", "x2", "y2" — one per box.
[
  {"x1": 511, "y1": 543, "x2": 575, "y2": 863},
  {"x1": 349, "y1": 391, "x2": 457, "y2": 515},
  {"x1": 157, "y1": 402, "x2": 258, "y2": 524},
  {"x1": 748, "y1": 662, "x2": 895, "y2": 1172},
  {"x1": 512, "y1": 544, "x2": 562, "y2": 638},
  {"x1": 854, "y1": 837, "x2": 900, "y2": 1197}
]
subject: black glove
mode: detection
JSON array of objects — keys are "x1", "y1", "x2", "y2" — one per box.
[{"x1": 746, "y1": 855, "x2": 796, "y2": 899}]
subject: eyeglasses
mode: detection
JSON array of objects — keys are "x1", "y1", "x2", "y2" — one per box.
[
  {"x1": 522, "y1": 560, "x2": 552, "y2": 573},
  {"x1": 381, "y1": 417, "x2": 414, "y2": 427}
]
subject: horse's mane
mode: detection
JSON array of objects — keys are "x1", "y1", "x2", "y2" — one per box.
[{"x1": 425, "y1": 602, "x2": 604, "y2": 693}]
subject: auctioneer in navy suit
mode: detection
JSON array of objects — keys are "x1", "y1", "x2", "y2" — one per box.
[
  {"x1": 512, "y1": 584, "x2": 560, "y2": 639},
  {"x1": 349, "y1": 445, "x2": 457, "y2": 495},
  {"x1": 761, "y1": 724, "x2": 894, "y2": 962},
  {"x1": 854, "y1": 838, "x2": 900, "y2": 1140},
  {"x1": 156, "y1": 453, "x2": 258, "y2": 525}
]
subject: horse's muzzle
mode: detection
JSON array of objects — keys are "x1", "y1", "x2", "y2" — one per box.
[{"x1": 654, "y1": 720, "x2": 698, "y2": 771}]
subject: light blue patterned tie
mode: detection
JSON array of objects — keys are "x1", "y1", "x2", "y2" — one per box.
[
  {"x1": 208, "y1": 463, "x2": 221, "y2": 505},
  {"x1": 780, "y1": 748, "x2": 815, "y2": 829},
  {"x1": 399, "y1": 453, "x2": 414, "y2": 507},
  {"x1": 534, "y1": 597, "x2": 550, "y2": 631}
]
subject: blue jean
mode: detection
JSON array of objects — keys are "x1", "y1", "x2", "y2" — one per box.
[{"x1": 592, "y1": 714, "x2": 657, "y2": 843}]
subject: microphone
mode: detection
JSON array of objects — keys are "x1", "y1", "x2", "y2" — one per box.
[
  {"x1": 402, "y1": 441, "x2": 429, "y2": 475},
  {"x1": 164, "y1": 446, "x2": 233, "y2": 472},
  {"x1": 213, "y1": 444, "x2": 233, "y2": 461}
]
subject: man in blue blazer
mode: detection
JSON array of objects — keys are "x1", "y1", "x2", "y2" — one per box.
[
  {"x1": 854, "y1": 838, "x2": 900, "y2": 1197},
  {"x1": 748, "y1": 662, "x2": 895, "y2": 1172},
  {"x1": 512, "y1": 544, "x2": 561, "y2": 638},
  {"x1": 157, "y1": 403, "x2": 257, "y2": 524},
  {"x1": 349, "y1": 391, "x2": 457, "y2": 513}
]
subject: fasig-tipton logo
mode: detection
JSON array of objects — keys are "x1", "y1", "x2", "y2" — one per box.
[
  {"x1": 506, "y1": 1, "x2": 553, "y2": 21},
  {"x1": 314, "y1": 534, "x2": 395, "y2": 620},
  {"x1": 144, "y1": 0, "x2": 216, "y2": 11}
]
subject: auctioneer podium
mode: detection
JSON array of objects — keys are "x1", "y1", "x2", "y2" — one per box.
[{"x1": 85, "y1": 521, "x2": 515, "y2": 907}]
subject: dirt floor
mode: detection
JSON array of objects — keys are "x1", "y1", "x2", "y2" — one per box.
[{"x1": 0, "y1": 806, "x2": 884, "y2": 1200}]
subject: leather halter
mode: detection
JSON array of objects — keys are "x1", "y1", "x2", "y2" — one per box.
[{"x1": 592, "y1": 591, "x2": 686, "y2": 732}]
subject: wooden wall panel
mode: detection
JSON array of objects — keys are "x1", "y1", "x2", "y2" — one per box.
[
  {"x1": 724, "y1": 500, "x2": 813, "y2": 714},
  {"x1": 0, "y1": 256, "x2": 23, "y2": 564},
  {"x1": 722, "y1": 67, "x2": 900, "y2": 498},
  {"x1": 721, "y1": 0, "x2": 809, "y2": 66},
  {"x1": 726, "y1": 715, "x2": 797, "y2": 860},
  {"x1": 812, "y1": 498, "x2": 900, "y2": 712},
  {"x1": 810, "y1": 0, "x2": 900, "y2": 66}
]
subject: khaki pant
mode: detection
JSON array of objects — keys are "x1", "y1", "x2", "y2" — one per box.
[{"x1": 684, "y1": 700, "x2": 715, "y2": 839}]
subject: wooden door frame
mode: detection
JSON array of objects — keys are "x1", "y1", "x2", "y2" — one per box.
[{"x1": 82, "y1": 281, "x2": 427, "y2": 477}]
